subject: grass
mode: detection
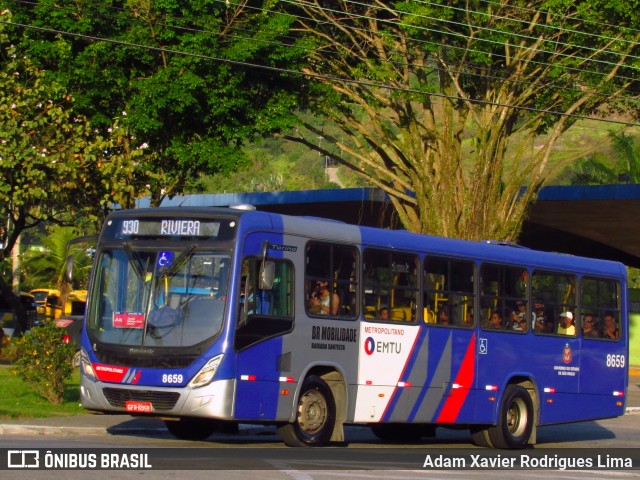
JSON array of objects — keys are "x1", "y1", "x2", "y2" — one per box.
[{"x1": 0, "y1": 365, "x2": 85, "y2": 420}]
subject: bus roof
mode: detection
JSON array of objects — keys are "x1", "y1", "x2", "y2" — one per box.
[{"x1": 107, "y1": 207, "x2": 626, "y2": 279}]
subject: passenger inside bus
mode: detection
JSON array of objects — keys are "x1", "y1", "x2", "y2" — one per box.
[
  {"x1": 582, "y1": 313, "x2": 600, "y2": 338},
  {"x1": 508, "y1": 301, "x2": 528, "y2": 331},
  {"x1": 378, "y1": 306, "x2": 390, "y2": 321},
  {"x1": 533, "y1": 300, "x2": 550, "y2": 333},
  {"x1": 308, "y1": 281, "x2": 339, "y2": 315},
  {"x1": 603, "y1": 312, "x2": 619, "y2": 340},
  {"x1": 483, "y1": 311, "x2": 503, "y2": 330},
  {"x1": 438, "y1": 306, "x2": 450, "y2": 325},
  {"x1": 556, "y1": 311, "x2": 575, "y2": 336},
  {"x1": 464, "y1": 308, "x2": 474, "y2": 326}
]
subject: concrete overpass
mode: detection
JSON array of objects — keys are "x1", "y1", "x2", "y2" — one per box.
[{"x1": 142, "y1": 184, "x2": 640, "y2": 268}]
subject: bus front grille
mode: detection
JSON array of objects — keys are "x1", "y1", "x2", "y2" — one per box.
[{"x1": 102, "y1": 387, "x2": 181, "y2": 411}]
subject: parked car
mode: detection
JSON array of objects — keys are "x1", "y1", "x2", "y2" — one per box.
[{"x1": 54, "y1": 315, "x2": 83, "y2": 367}]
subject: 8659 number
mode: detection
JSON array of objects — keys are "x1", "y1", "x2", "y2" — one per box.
[
  {"x1": 606, "y1": 354, "x2": 625, "y2": 368},
  {"x1": 162, "y1": 374, "x2": 184, "y2": 384}
]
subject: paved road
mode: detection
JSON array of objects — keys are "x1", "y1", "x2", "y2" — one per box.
[{"x1": 1, "y1": 373, "x2": 638, "y2": 438}]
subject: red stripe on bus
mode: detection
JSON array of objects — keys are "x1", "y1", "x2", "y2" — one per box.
[{"x1": 436, "y1": 334, "x2": 476, "y2": 423}]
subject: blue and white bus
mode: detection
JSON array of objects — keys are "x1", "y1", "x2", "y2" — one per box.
[{"x1": 78, "y1": 206, "x2": 628, "y2": 448}]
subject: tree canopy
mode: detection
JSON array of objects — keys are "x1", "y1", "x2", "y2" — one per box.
[
  {"x1": 0, "y1": 11, "x2": 102, "y2": 332},
  {"x1": 278, "y1": 0, "x2": 640, "y2": 240},
  {"x1": 2, "y1": 0, "x2": 639, "y2": 244},
  {"x1": 3, "y1": 0, "x2": 308, "y2": 206}
]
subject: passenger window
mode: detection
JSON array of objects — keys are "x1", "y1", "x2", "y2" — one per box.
[
  {"x1": 363, "y1": 249, "x2": 418, "y2": 322},
  {"x1": 305, "y1": 243, "x2": 358, "y2": 319},
  {"x1": 531, "y1": 271, "x2": 577, "y2": 336},
  {"x1": 424, "y1": 257, "x2": 475, "y2": 327},
  {"x1": 480, "y1": 264, "x2": 527, "y2": 332},
  {"x1": 581, "y1": 278, "x2": 620, "y2": 341}
]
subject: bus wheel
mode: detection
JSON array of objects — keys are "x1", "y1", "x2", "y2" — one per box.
[
  {"x1": 470, "y1": 426, "x2": 494, "y2": 448},
  {"x1": 165, "y1": 418, "x2": 219, "y2": 441},
  {"x1": 488, "y1": 385, "x2": 533, "y2": 449},
  {"x1": 278, "y1": 375, "x2": 336, "y2": 447}
]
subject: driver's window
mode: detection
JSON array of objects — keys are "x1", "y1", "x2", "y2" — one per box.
[{"x1": 235, "y1": 257, "x2": 294, "y2": 350}]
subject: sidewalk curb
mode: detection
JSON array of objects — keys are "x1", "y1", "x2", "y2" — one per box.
[
  {"x1": 0, "y1": 425, "x2": 108, "y2": 436},
  {"x1": 0, "y1": 424, "x2": 168, "y2": 436}
]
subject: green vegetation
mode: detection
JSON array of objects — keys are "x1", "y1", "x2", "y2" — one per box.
[
  {"x1": 20, "y1": 225, "x2": 94, "y2": 293},
  {"x1": 1, "y1": 2, "x2": 639, "y2": 304},
  {"x1": 3, "y1": 2, "x2": 307, "y2": 207},
  {"x1": 279, "y1": 2, "x2": 639, "y2": 240},
  {"x1": 565, "y1": 132, "x2": 640, "y2": 185},
  {"x1": 0, "y1": 367, "x2": 83, "y2": 420},
  {"x1": 14, "y1": 322, "x2": 76, "y2": 404}
]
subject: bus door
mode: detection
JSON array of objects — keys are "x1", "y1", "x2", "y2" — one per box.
[
  {"x1": 577, "y1": 278, "x2": 626, "y2": 418},
  {"x1": 233, "y1": 234, "x2": 295, "y2": 421}
]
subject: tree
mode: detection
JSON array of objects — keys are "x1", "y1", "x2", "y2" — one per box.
[
  {"x1": 5, "y1": 0, "x2": 307, "y2": 206},
  {"x1": 20, "y1": 225, "x2": 93, "y2": 291},
  {"x1": 278, "y1": 0, "x2": 640, "y2": 240},
  {"x1": 0, "y1": 11, "x2": 103, "y2": 334}
]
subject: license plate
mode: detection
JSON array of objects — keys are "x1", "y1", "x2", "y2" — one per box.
[{"x1": 125, "y1": 401, "x2": 153, "y2": 413}]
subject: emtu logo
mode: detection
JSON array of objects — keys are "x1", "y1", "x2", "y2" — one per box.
[
  {"x1": 364, "y1": 337, "x2": 376, "y2": 355},
  {"x1": 364, "y1": 337, "x2": 402, "y2": 355}
]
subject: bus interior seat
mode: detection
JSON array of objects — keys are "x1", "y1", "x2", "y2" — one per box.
[
  {"x1": 424, "y1": 308, "x2": 437, "y2": 323},
  {"x1": 391, "y1": 307, "x2": 412, "y2": 321}
]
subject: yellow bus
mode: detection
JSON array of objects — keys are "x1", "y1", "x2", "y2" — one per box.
[{"x1": 30, "y1": 288, "x2": 87, "y2": 320}]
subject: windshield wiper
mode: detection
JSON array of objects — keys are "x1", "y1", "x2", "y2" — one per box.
[{"x1": 123, "y1": 242, "x2": 147, "y2": 281}]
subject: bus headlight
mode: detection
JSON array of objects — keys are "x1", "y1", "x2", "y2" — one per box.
[
  {"x1": 80, "y1": 349, "x2": 97, "y2": 381},
  {"x1": 188, "y1": 354, "x2": 223, "y2": 389}
]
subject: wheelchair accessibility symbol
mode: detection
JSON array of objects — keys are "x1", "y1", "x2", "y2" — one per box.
[
  {"x1": 157, "y1": 251, "x2": 173, "y2": 268},
  {"x1": 479, "y1": 338, "x2": 488, "y2": 355}
]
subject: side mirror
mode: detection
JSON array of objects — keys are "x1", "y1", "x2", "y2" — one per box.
[
  {"x1": 64, "y1": 255, "x2": 74, "y2": 284},
  {"x1": 259, "y1": 261, "x2": 275, "y2": 290},
  {"x1": 258, "y1": 240, "x2": 274, "y2": 290}
]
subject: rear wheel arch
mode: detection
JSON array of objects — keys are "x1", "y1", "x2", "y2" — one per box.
[{"x1": 471, "y1": 376, "x2": 539, "y2": 448}]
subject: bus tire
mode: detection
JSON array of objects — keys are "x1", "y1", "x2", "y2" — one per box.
[
  {"x1": 164, "y1": 418, "x2": 218, "y2": 441},
  {"x1": 470, "y1": 426, "x2": 494, "y2": 448},
  {"x1": 488, "y1": 385, "x2": 533, "y2": 449},
  {"x1": 278, "y1": 375, "x2": 336, "y2": 447}
]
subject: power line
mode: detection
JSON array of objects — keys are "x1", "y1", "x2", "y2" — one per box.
[
  {"x1": 337, "y1": 0, "x2": 640, "y2": 60},
  {"x1": 474, "y1": 0, "x2": 640, "y2": 36},
  {"x1": 9, "y1": 0, "x2": 638, "y2": 82},
  {"x1": 281, "y1": 0, "x2": 640, "y2": 78},
  {"x1": 2, "y1": 18, "x2": 638, "y2": 128}
]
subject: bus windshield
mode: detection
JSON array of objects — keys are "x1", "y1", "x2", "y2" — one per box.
[{"x1": 87, "y1": 247, "x2": 230, "y2": 348}]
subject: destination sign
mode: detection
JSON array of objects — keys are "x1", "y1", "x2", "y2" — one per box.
[{"x1": 102, "y1": 217, "x2": 236, "y2": 241}]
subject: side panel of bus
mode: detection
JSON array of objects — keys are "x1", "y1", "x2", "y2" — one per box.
[
  {"x1": 353, "y1": 323, "x2": 477, "y2": 425},
  {"x1": 234, "y1": 219, "x2": 363, "y2": 422}
]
